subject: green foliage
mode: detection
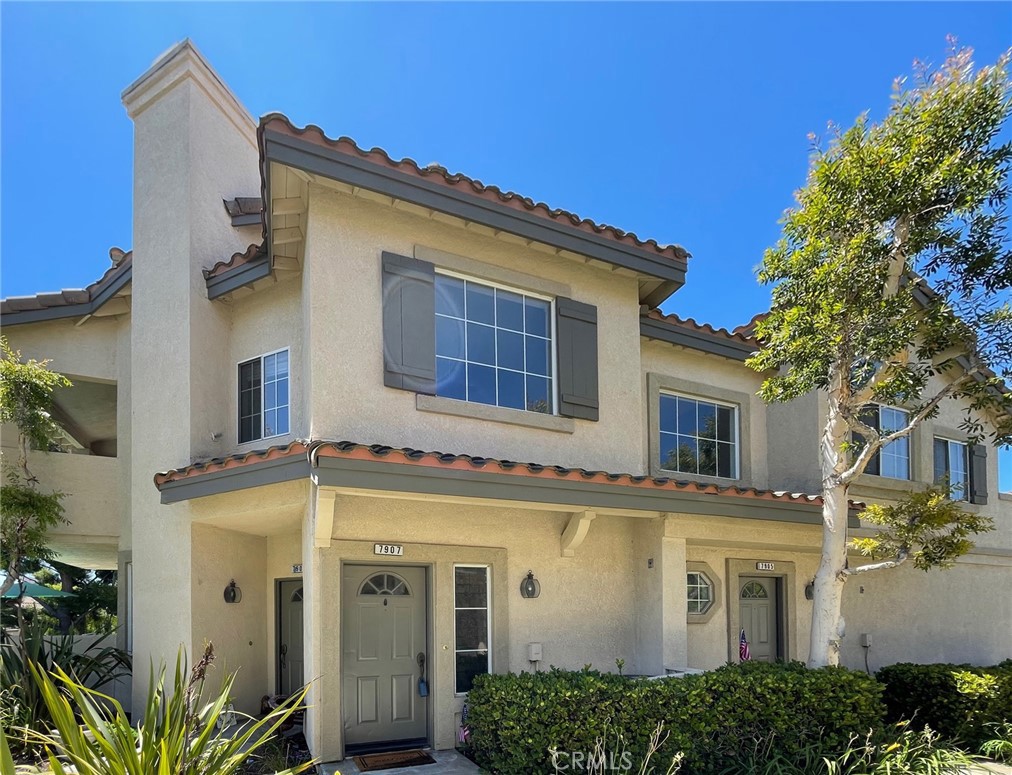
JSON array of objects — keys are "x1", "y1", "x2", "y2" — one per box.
[
  {"x1": 850, "y1": 486, "x2": 994, "y2": 571},
  {"x1": 0, "y1": 338, "x2": 73, "y2": 458},
  {"x1": 748, "y1": 44, "x2": 1012, "y2": 434},
  {"x1": 0, "y1": 338, "x2": 72, "y2": 595},
  {"x1": 823, "y1": 722, "x2": 978, "y2": 775},
  {"x1": 877, "y1": 662, "x2": 1012, "y2": 749},
  {"x1": 0, "y1": 617, "x2": 130, "y2": 758},
  {"x1": 25, "y1": 643, "x2": 313, "y2": 775},
  {"x1": 465, "y1": 661, "x2": 885, "y2": 774},
  {"x1": 981, "y1": 721, "x2": 1012, "y2": 762}
]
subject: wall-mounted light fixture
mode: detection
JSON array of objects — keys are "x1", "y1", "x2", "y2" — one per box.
[
  {"x1": 223, "y1": 579, "x2": 242, "y2": 604},
  {"x1": 804, "y1": 580, "x2": 815, "y2": 600},
  {"x1": 520, "y1": 570, "x2": 541, "y2": 599}
]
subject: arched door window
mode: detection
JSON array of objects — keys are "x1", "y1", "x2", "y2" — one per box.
[{"x1": 358, "y1": 572, "x2": 411, "y2": 596}]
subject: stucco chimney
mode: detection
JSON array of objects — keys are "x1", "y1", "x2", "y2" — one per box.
[{"x1": 122, "y1": 40, "x2": 260, "y2": 711}]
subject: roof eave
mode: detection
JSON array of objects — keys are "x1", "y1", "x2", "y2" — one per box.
[{"x1": 258, "y1": 119, "x2": 687, "y2": 289}]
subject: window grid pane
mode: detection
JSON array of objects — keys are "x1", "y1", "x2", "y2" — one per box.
[
  {"x1": 454, "y1": 566, "x2": 490, "y2": 693},
  {"x1": 872, "y1": 406, "x2": 910, "y2": 480},
  {"x1": 239, "y1": 351, "x2": 289, "y2": 443},
  {"x1": 687, "y1": 571, "x2": 713, "y2": 615},
  {"x1": 935, "y1": 438, "x2": 969, "y2": 501},
  {"x1": 660, "y1": 394, "x2": 738, "y2": 479},
  {"x1": 435, "y1": 275, "x2": 553, "y2": 415}
]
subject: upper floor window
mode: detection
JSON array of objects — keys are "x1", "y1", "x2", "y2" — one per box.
[
  {"x1": 859, "y1": 405, "x2": 910, "y2": 480},
  {"x1": 659, "y1": 393, "x2": 738, "y2": 479},
  {"x1": 434, "y1": 273, "x2": 553, "y2": 414},
  {"x1": 934, "y1": 438, "x2": 969, "y2": 501},
  {"x1": 238, "y1": 349, "x2": 289, "y2": 443}
]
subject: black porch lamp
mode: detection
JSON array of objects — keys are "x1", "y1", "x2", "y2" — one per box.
[
  {"x1": 223, "y1": 579, "x2": 242, "y2": 604},
  {"x1": 520, "y1": 570, "x2": 541, "y2": 599}
]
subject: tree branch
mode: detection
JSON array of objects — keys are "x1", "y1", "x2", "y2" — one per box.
[{"x1": 841, "y1": 548, "x2": 910, "y2": 577}]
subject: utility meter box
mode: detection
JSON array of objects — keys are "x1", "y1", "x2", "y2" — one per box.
[{"x1": 527, "y1": 642, "x2": 543, "y2": 661}]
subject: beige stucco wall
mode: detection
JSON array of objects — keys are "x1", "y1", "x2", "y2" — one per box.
[
  {"x1": 125, "y1": 43, "x2": 261, "y2": 710},
  {"x1": 300, "y1": 184, "x2": 646, "y2": 473},
  {"x1": 190, "y1": 523, "x2": 268, "y2": 714},
  {"x1": 841, "y1": 557, "x2": 1012, "y2": 669},
  {"x1": 226, "y1": 275, "x2": 306, "y2": 450}
]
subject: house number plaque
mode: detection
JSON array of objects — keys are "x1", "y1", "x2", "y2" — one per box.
[
  {"x1": 292, "y1": 564, "x2": 303, "y2": 574},
  {"x1": 756, "y1": 562, "x2": 775, "y2": 571},
  {"x1": 374, "y1": 544, "x2": 404, "y2": 556}
]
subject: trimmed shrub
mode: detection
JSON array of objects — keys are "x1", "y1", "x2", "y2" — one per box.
[
  {"x1": 876, "y1": 661, "x2": 1012, "y2": 749},
  {"x1": 466, "y1": 661, "x2": 885, "y2": 774}
]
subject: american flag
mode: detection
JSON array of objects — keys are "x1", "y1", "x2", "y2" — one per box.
[{"x1": 739, "y1": 628, "x2": 751, "y2": 661}]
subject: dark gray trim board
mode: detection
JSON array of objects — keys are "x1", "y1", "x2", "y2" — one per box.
[
  {"x1": 159, "y1": 448, "x2": 859, "y2": 526},
  {"x1": 206, "y1": 256, "x2": 272, "y2": 299},
  {"x1": 640, "y1": 317, "x2": 757, "y2": 362},
  {"x1": 263, "y1": 129, "x2": 687, "y2": 288},
  {"x1": 314, "y1": 456, "x2": 857, "y2": 526},
  {"x1": 231, "y1": 213, "x2": 263, "y2": 227},
  {"x1": 158, "y1": 455, "x2": 310, "y2": 503},
  {"x1": 2, "y1": 263, "x2": 132, "y2": 326}
]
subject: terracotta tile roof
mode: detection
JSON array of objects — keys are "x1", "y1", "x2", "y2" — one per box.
[
  {"x1": 642, "y1": 308, "x2": 759, "y2": 347},
  {"x1": 1, "y1": 249, "x2": 132, "y2": 318},
  {"x1": 153, "y1": 439, "x2": 845, "y2": 508},
  {"x1": 733, "y1": 312, "x2": 769, "y2": 338},
  {"x1": 202, "y1": 243, "x2": 267, "y2": 279},
  {"x1": 259, "y1": 114, "x2": 690, "y2": 264}
]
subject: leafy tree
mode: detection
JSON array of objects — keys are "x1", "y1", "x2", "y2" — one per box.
[
  {"x1": 748, "y1": 42, "x2": 1012, "y2": 666},
  {"x1": 0, "y1": 337, "x2": 70, "y2": 599}
]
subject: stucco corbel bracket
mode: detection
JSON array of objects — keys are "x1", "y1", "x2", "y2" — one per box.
[
  {"x1": 561, "y1": 510, "x2": 596, "y2": 557},
  {"x1": 314, "y1": 487, "x2": 336, "y2": 548}
]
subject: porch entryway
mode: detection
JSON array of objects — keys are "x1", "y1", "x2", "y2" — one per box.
[{"x1": 341, "y1": 564, "x2": 429, "y2": 753}]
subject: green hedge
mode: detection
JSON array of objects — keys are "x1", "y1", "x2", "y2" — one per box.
[
  {"x1": 877, "y1": 661, "x2": 1012, "y2": 749},
  {"x1": 466, "y1": 661, "x2": 885, "y2": 774}
]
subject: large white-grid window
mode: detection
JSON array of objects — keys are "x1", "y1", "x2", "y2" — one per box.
[
  {"x1": 659, "y1": 393, "x2": 739, "y2": 479},
  {"x1": 453, "y1": 565, "x2": 490, "y2": 694},
  {"x1": 435, "y1": 273, "x2": 554, "y2": 414}
]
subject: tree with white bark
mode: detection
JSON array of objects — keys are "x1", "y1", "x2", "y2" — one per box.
[{"x1": 748, "y1": 42, "x2": 1012, "y2": 667}]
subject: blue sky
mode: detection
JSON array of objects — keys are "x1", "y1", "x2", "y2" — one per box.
[{"x1": 1, "y1": 2, "x2": 1010, "y2": 488}]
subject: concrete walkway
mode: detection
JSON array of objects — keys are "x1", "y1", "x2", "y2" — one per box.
[{"x1": 318, "y1": 748, "x2": 482, "y2": 775}]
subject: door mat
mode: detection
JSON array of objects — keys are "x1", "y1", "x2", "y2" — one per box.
[{"x1": 352, "y1": 749, "x2": 436, "y2": 772}]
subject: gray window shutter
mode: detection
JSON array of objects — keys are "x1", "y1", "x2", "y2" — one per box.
[
  {"x1": 556, "y1": 297, "x2": 599, "y2": 421},
  {"x1": 382, "y1": 251, "x2": 436, "y2": 395},
  {"x1": 970, "y1": 444, "x2": 988, "y2": 505}
]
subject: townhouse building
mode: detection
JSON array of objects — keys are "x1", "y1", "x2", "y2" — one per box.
[{"x1": 2, "y1": 41, "x2": 1008, "y2": 762}]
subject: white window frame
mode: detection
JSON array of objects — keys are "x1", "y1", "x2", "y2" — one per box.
[
  {"x1": 453, "y1": 563, "x2": 491, "y2": 696},
  {"x1": 435, "y1": 269, "x2": 558, "y2": 415},
  {"x1": 658, "y1": 390, "x2": 741, "y2": 480},
  {"x1": 686, "y1": 570, "x2": 714, "y2": 616},
  {"x1": 934, "y1": 436, "x2": 970, "y2": 501},
  {"x1": 864, "y1": 404, "x2": 911, "y2": 480},
  {"x1": 237, "y1": 347, "x2": 290, "y2": 444}
]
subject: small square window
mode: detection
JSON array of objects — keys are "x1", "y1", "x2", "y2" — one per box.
[{"x1": 238, "y1": 349, "x2": 290, "y2": 443}]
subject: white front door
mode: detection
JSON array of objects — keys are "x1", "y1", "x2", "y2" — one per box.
[{"x1": 342, "y1": 565, "x2": 428, "y2": 748}]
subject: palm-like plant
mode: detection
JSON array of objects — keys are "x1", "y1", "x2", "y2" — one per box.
[{"x1": 24, "y1": 643, "x2": 313, "y2": 775}]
